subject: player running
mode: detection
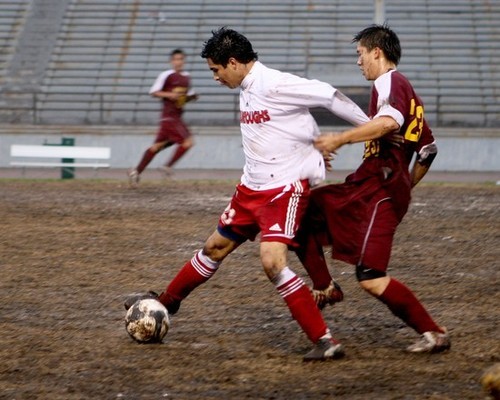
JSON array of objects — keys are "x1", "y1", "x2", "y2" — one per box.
[
  {"x1": 295, "y1": 24, "x2": 450, "y2": 353},
  {"x1": 125, "y1": 27, "x2": 369, "y2": 361},
  {"x1": 129, "y1": 49, "x2": 198, "y2": 186}
]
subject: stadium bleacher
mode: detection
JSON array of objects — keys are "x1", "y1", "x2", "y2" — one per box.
[{"x1": 0, "y1": 0, "x2": 498, "y2": 127}]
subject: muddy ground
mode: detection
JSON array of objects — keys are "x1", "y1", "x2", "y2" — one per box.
[{"x1": 0, "y1": 178, "x2": 498, "y2": 400}]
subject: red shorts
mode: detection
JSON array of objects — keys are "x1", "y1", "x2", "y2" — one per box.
[
  {"x1": 155, "y1": 116, "x2": 191, "y2": 144},
  {"x1": 218, "y1": 180, "x2": 310, "y2": 247}
]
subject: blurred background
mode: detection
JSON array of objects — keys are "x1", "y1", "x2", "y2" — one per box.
[{"x1": 0, "y1": 0, "x2": 499, "y2": 172}]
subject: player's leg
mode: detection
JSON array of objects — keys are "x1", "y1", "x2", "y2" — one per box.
[
  {"x1": 129, "y1": 138, "x2": 172, "y2": 185},
  {"x1": 261, "y1": 241, "x2": 343, "y2": 361},
  {"x1": 165, "y1": 136, "x2": 194, "y2": 169},
  {"x1": 356, "y1": 199, "x2": 450, "y2": 353},
  {"x1": 136, "y1": 140, "x2": 172, "y2": 173},
  {"x1": 294, "y1": 189, "x2": 344, "y2": 309},
  {"x1": 124, "y1": 230, "x2": 239, "y2": 314},
  {"x1": 156, "y1": 185, "x2": 254, "y2": 314},
  {"x1": 162, "y1": 121, "x2": 193, "y2": 173},
  {"x1": 157, "y1": 229, "x2": 241, "y2": 314},
  {"x1": 258, "y1": 181, "x2": 344, "y2": 360}
]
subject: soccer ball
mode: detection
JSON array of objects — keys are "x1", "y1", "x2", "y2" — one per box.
[
  {"x1": 481, "y1": 363, "x2": 500, "y2": 399},
  {"x1": 125, "y1": 298, "x2": 170, "y2": 343}
]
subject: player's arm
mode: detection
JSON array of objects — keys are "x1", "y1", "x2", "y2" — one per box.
[
  {"x1": 314, "y1": 116, "x2": 400, "y2": 154},
  {"x1": 410, "y1": 141, "x2": 438, "y2": 187},
  {"x1": 185, "y1": 89, "x2": 199, "y2": 102},
  {"x1": 150, "y1": 90, "x2": 182, "y2": 101},
  {"x1": 328, "y1": 90, "x2": 370, "y2": 126},
  {"x1": 271, "y1": 75, "x2": 369, "y2": 126},
  {"x1": 148, "y1": 70, "x2": 181, "y2": 100}
]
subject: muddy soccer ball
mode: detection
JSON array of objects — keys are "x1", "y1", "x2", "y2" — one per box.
[{"x1": 125, "y1": 298, "x2": 170, "y2": 343}]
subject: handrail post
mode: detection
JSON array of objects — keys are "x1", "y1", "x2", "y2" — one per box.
[
  {"x1": 99, "y1": 93, "x2": 104, "y2": 124},
  {"x1": 436, "y1": 94, "x2": 440, "y2": 127},
  {"x1": 33, "y1": 92, "x2": 38, "y2": 124}
]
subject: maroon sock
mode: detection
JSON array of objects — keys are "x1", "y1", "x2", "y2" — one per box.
[
  {"x1": 275, "y1": 268, "x2": 329, "y2": 343},
  {"x1": 378, "y1": 278, "x2": 442, "y2": 334},
  {"x1": 158, "y1": 250, "x2": 219, "y2": 304},
  {"x1": 166, "y1": 145, "x2": 189, "y2": 167},
  {"x1": 136, "y1": 148, "x2": 156, "y2": 174},
  {"x1": 295, "y1": 230, "x2": 333, "y2": 290}
]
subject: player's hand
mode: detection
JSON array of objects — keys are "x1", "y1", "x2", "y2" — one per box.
[
  {"x1": 169, "y1": 92, "x2": 182, "y2": 100},
  {"x1": 322, "y1": 151, "x2": 336, "y2": 171},
  {"x1": 314, "y1": 133, "x2": 344, "y2": 153},
  {"x1": 387, "y1": 133, "x2": 404, "y2": 146}
]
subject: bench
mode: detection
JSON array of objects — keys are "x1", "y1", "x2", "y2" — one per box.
[{"x1": 10, "y1": 144, "x2": 111, "y2": 176}]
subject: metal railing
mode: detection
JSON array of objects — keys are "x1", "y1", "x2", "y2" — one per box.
[
  {"x1": 0, "y1": 91, "x2": 241, "y2": 125},
  {"x1": 1, "y1": 90, "x2": 498, "y2": 127}
]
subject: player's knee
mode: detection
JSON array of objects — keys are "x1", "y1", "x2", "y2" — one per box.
[
  {"x1": 261, "y1": 262, "x2": 284, "y2": 281},
  {"x1": 203, "y1": 242, "x2": 227, "y2": 262},
  {"x1": 356, "y1": 265, "x2": 389, "y2": 295},
  {"x1": 182, "y1": 138, "x2": 194, "y2": 149},
  {"x1": 150, "y1": 144, "x2": 162, "y2": 154},
  {"x1": 202, "y1": 232, "x2": 237, "y2": 262},
  {"x1": 151, "y1": 141, "x2": 170, "y2": 153}
]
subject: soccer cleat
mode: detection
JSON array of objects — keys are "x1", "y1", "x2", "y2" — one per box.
[
  {"x1": 128, "y1": 169, "x2": 140, "y2": 187},
  {"x1": 303, "y1": 337, "x2": 345, "y2": 362},
  {"x1": 160, "y1": 292, "x2": 181, "y2": 315},
  {"x1": 159, "y1": 166, "x2": 174, "y2": 178},
  {"x1": 311, "y1": 279, "x2": 344, "y2": 310},
  {"x1": 124, "y1": 291, "x2": 159, "y2": 310},
  {"x1": 406, "y1": 327, "x2": 451, "y2": 353}
]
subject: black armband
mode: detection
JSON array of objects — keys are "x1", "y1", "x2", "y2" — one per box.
[
  {"x1": 416, "y1": 142, "x2": 438, "y2": 167},
  {"x1": 355, "y1": 264, "x2": 387, "y2": 281}
]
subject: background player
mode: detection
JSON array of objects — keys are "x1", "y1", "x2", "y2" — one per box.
[
  {"x1": 129, "y1": 49, "x2": 198, "y2": 186},
  {"x1": 296, "y1": 24, "x2": 450, "y2": 353},
  {"x1": 125, "y1": 27, "x2": 370, "y2": 361}
]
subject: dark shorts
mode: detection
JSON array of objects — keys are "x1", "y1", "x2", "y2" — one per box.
[
  {"x1": 155, "y1": 116, "x2": 191, "y2": 144},
  {"x1": 307, "y1": 176, "x2": 399, "y2": 272}
]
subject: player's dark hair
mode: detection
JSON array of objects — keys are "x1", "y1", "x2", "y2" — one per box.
[
  {"x1": 170, "y1": 48, "x2": 185, "y2": 57},
  {"x1": 201, "y1": 27, "x2": 258, "y2": 67},
  {"x1": 352, "y1": 24, "x2": 401, "y2": 65}
]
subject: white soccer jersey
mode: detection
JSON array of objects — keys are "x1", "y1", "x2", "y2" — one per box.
[{"x1": 238, "y1": 61, "x2": 369, "y2": 190}]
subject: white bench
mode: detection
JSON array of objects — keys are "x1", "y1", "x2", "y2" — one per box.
[{"x1": 10, "y1": 144, "x2": 111, "y2": 174}]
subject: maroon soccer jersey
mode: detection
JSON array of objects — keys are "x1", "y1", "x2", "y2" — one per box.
[
  {"x1": 362, "y1": 70, "x2": 435, "y2": 173},
  {"x1": 307, "y1": 70, "x2": 437, "y2": 271},
  {"x1": 158, "y1": 71, "x2": 191, "y2": 119},
  {"x1": 346, "y1": 70, "x2": 436, "y2": 217}
]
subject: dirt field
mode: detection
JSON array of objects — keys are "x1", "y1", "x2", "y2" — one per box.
[{"x1": 0, "y1": 178, "x2": 498, "y2": 400}]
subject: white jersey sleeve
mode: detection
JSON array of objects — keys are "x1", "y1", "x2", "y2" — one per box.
[
  {"x1": 269, "y1": 73, "x2": 336, "y2": 109},
  {"x1": 330, "y1": 91, "x2": 370, "y2": 126},
  {"x1": 269, "y1": 73, "x2": 369, "y2": 126},
  {"x1": 372, "y1": 71, "x2": 405, "y2": 127},
  {"x1": 149, "y1": 70, "x2": 174, "y2": 94}
]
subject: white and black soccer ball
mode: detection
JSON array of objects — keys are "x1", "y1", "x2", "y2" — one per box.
[{"x1": 125, "y1": 298, "x2": 170, "y2": 343}]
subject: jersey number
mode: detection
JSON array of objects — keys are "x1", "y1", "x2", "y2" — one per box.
[
  {"x1": 363, "y1": 139, "x2": 380, "y2": 159},
  {"x1": 404, "y1": 98, "x2": 424, "y2": 143}
]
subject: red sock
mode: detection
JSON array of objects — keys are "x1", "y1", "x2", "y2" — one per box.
[
  {"x1": 274, "y1": 267, "x2": 329, "y2": 343},
  {"x1": 159, "y1": 250, "x2": 219, "y2": 303},
  {"x1": 378, "y1": 278, "x2": 442, "y2": 334},
  {"x1": 167, "y1": 145, "x2": 189, "y2": 167},
  {"x1": 136, "y1": 148, "x2": 156, "y2": 173},
  {"x1": 295, "y1": 230, "x2": 333, "y2": 290}
]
